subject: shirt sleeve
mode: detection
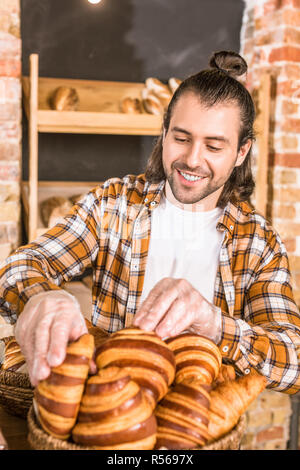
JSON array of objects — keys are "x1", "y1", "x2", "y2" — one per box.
[
  {"x1": 218, "y1": 243, "x2": 300, "y2": 395},
  {"x1": 0, "y1": 188, "x2": 102, "y2": 324}
]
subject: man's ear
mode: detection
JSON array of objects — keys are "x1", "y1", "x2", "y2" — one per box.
[{"x1": 235, "y1": 139, "x2": 252, "y2": 167}]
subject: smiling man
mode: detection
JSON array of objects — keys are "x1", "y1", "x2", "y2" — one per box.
[{"x1": 0, "y1": 50, "x2": 300, "y2": 393}]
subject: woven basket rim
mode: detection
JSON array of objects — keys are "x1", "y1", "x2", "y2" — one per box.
[
  {"x1": 27, "y1": 405, "x2": 245, "y2": 451},
  {"x1": 0, "y1": 369, "x2": 33, "y2": 389}
]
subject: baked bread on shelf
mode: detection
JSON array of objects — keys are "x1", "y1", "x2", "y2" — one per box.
[
  {"x1": 40, "y1": 196, "x2": 73, "y2": 228},
  {"x1": 155, "y1": 379, "x2": 211, "y2": 449},
  {"x1": 72, "y1": 367, "x2": 157, "y2": 450},
  {"x1": 95, "y1": 327, "x2": 176, "y2": 409},
  {"x1": 50, "y1": 86, "x2": 79, "y2": 111},
  {"x1": 0, "y1": 336, "x2": 26, "y2": 373},
  {"x1": 165, "y1": 333, "x2": 222, "y2": 385},
  {"x1": 34, "y1": 333, "x2": 94, "y2": 440},
  {"x1": 120, "y1": 97, "x2": 143, "y2": 114}
]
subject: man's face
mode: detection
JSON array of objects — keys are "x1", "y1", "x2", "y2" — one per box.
[{"x1": 162, "y1": 92, "x2": 251, "y2": 210}]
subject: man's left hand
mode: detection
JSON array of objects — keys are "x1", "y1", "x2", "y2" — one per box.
[{"x1": 133, "y1": 277, "x2": 222, "y2": 343}]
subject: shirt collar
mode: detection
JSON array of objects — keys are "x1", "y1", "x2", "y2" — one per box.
[{"x1": 142, "y1": 175, "x2": 255, "y2": 233}]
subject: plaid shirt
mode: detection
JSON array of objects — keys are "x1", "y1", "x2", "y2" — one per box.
[{"x1": 0, "y1": 173, "x2": 300, "y2": 393}]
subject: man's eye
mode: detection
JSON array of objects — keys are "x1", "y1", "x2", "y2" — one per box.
[
  {"x1": 207, "y1": 145, "x2": 222, "y2": 152},
  {"x1": 175, "y1": 137, "x2": 188, "y2": 143}
]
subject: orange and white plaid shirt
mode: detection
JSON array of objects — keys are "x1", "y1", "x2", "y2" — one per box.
[{"x1": 0, "y1": 174, "x2": 300, "y2": 393}]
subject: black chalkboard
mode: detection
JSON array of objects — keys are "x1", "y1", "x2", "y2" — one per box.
[{"x1": 21, "y1": 0, "x2": 244, "y2": 182}]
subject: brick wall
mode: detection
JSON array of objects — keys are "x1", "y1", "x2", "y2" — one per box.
[
  {"x1": 0, "y1": 0, "x2": 21, "y2": 334},
  {"x1": 240, "y1": 0, "x2": 300, "y2": 450},
  {"x1": 0, "y1": 0, "x2": 21, "y2": 264}
]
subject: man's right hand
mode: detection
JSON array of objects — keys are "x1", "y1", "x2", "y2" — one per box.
[{"x1": 14, "y1": 290, "x2": 88, "y2": 387}]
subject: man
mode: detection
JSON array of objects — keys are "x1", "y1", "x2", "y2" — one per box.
[{"x1": 1, "y1": 51, "x2": 300, "y2": 392}]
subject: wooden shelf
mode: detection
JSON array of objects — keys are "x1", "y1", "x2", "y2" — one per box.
[
  {"x1": 22, "y1": 76, "x2": 163, "y2": 136},
  {"x1": 21, "y1": 180, "x2": 101, "y2": 238},
  {"x1": 22, "y1": 53, "x2": 164, "y2": 242}
]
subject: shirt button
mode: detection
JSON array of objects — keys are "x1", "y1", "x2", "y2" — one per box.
[
  {"x1": 222, "y1": 345, "x2": 229, "y2": 353},
  {"x1": 230, "y1": 225, "x2": 234, "y2": 231},
  {"x1": 144, "y1": 198, "x2": 148, "y2": 203},
  {"x1": 150, "y1": 201, "x2": 156, "y2": 206},
  {"x1": 245, "y1": 368, "x2": 250, "y2": 375}
]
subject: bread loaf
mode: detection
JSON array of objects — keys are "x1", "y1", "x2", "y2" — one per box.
[
  {"x1": 207, "y1": 373, "x2": 267, "y2": 443},
  {"x1": 120, "y1": 97, "x2": 143, "y2": 114},
  {"x1": 50, "y1": 86, "x2": 79, "y2": 111},
  {"x1": 155, "y1": 380, "x2": 211, "y2": 449},
  {"x1": 213, "y1": 363, "x2": 236, "y2": 387},
  {"x1": 141, "y1": 88, "x2": 164, "y2": 115},
  {"x1": 165, "y1": 333, "x2": 222, "y2": 385},
  {"x1": 145, "y1": 77, "x2": 173, "y2": 110},
  {"x1": 95, "y1": 327, "x2": 176, "y2": 409},
  {"x1": 34, "y1": 334, "x2": 94, "y2": 440},
  {"x1": 72, "y1": 367, "x2": 157, "y2": 449},
  {"x1": 1, "y1": 336, "x2": 26, "y2": 372},
  {"x1": 40, "y1": 196, "x2": 73, "y2": 228},
  {"x1": 168, "y1": 77, "x2": 182, "y2": 94}
]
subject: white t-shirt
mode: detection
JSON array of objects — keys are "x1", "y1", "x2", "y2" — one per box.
[{"x1": 140, "y1": 194, "x2": 225, "y2": 305}]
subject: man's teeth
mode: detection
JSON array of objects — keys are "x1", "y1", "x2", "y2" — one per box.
[{"x1": 180, "y1": 171, "x2": 202, "y2": 182}]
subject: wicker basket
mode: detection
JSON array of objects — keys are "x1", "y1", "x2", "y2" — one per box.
[
  {"x1": 27, "y1": 405, "x2": 246, "y2": 451},
  {"x1": 0, "y1": 370, "x2": 34, "y2": 419}
]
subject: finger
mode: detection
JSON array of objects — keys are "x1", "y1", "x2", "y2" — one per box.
[
  {"x1": 47, "y1": 312, "x2": 76, "y2": 367},
  {"x1": 31, "y1": 312, "x2": 55, "y2": 386},
  {"x1": 135, "y1": 288, "x2": 179, "y2": 332},
  {"x1": 89, "y1": 358, "x2": 97, "y2": 375},
  {"x1": 155, "y1": 298, "x2": 191, "y2": 339},
  {"x1": 134, "y1": 278, "x2": 174, "y2": 324}
]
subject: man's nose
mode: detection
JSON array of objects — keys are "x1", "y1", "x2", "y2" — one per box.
[{"x1": 185, "y1": 141, "x2": 205, "y2": 169}]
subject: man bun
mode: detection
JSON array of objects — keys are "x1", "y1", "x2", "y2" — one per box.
[{"x1": 209, "y1": 50, "x2": 247, "y2": 78}]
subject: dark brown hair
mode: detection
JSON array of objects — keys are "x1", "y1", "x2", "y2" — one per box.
[{"x1": 145, "y1": 50, "x2": 256, "y2": 208}]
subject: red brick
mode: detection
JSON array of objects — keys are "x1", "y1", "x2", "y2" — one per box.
[
  {"x1": 283, "y1": 238, "x2": 296, "y2": 252},
  {"x1": 264, "y1": 0, "x2": 282, "y2": 15},
  {"x1": 269, "y1": 46, "x2": 300, "y2": 63},
  {"x1": 0, "y1": 102, "x2": 20, "y2": 121},
  {"x1": 0, "y1": 33, "x2": 20, "y2": 60},
  {"x1": 0, "y1": 141, "x2": 20, "y2": 161},
  {"x1": 0, "y1": 163, "x2": 19, "y2": 181},
  {"x1": 0, "y1": 59, "x2": 20, "y2": 77},
  {"x1": 281, "y1": 118, "x2": 300, "y2": 133},
  {"x1": 256, "y1": 426, "x2": 284, "y2": 443},
  {"x1": 273, "y1": 153, "x2": 300, "y2": 167},
  {"x1": 280, "y1": 0, "x2": 300, "y2": 7},
  {"x1": 282, "y1": 100, "x2": 299, "y2": 115},
  {"x1": 0, "y1": 78, "x2": 21, "y2": 101}
]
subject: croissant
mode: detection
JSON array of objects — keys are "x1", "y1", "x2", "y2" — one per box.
[
  {"x1": 155, "y1": 380, "x2": 211, "y2": 449},
  {"x1": 50, "y1": 86, "x2": 79, "y2": 111},
  {"x1": 72, "y1": 367, "x2": 157, "y2": 450},
  {"x1": 207, "y1": 373, "x2": 267, "y2": 443},
  {"x1": 213, "y1": 363, "x2": 236, "y2": 387},
  {"x1": 95, "y1": 327, "x2": 176, "y2": 409},
  {"x1": 1, "y1": 336, "x2": 26, "y2": 372},
  {"x1": 34, "y1": 334, "x2": 94, "y2": 440},
  {"x1": 165, "y1": 333, "x2": 222, "y2": 385}
]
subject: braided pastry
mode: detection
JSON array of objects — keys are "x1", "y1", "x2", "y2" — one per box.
[
  {"x1": 1, "y1": 336, "x2": 26, "y2": 372},
  {"x1": 72, "y1": 367, "x2": 157, "y2": 450},
  {"x1": 34, "y1": 334, "x2": 94, "y2": 440},
  {"x1": 95, "y1": 327, "x2": 176, "y2": 409},
  {"x1": 165, "y1": 333, "x2": 222, "y2": 385},
  {"x1": 155, "y1": 380, "x2": 211, "y2": 449}
]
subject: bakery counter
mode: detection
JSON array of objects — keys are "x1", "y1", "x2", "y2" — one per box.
[{"x1": 0, "y1": 405, "x2": 31, "y2": 450}]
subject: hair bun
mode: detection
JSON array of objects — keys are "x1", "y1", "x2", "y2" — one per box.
[{"x1": 209, "y1": 50, "x2": 247, "y2": 78}]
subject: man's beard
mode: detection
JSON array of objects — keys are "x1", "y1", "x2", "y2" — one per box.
[{"x1": 164, "y1": 160, "x2": 235, "y2": 206}]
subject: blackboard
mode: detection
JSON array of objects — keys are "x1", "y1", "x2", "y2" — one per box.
[{"x1": 21, "y1": 0, "x2": 244, "y2": 182}]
